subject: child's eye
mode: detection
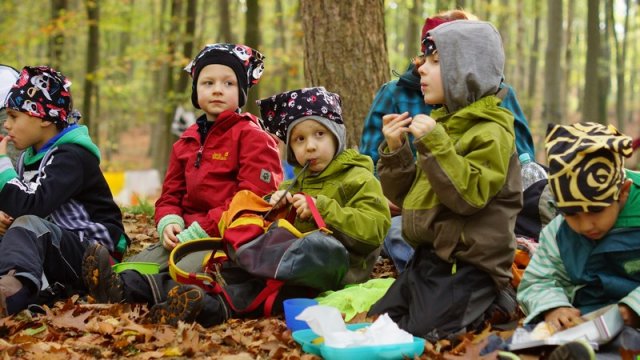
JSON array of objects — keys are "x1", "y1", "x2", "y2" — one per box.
[
  {"x1": 316, "y1": 131, "x2": 325, "y2": 137},
  {"x1": 225, "y1": 81, "x2": 235, "y2": 86},
  {"x1": 295, "y1": 136, "x2": 305, "y2": 142}
]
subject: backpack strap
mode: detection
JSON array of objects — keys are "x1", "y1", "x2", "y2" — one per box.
[
  {"x1": 168, "y1": 238, "x2": 225, "y2": 294},
  {"x1": 303, "y1": 193, "x2": 331, "y2": 234}
]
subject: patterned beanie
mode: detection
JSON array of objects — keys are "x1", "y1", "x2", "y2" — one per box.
[
  {"x1": 545, "y1": 122, "x2": 633, "y2": 214},
  {"x1": 4, "y1": 66, "x2": 79, "y2": 125},
  {"x1": 185, "y1": 43, "x2": 265, "y2": 109},
  {"x1": 257, "y1": 87, "x2": 345, "y2": 166}
]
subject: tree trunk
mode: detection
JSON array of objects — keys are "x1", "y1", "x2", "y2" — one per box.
[
  {"x1": 83, "y1": 0, "x2": 99, "y2": 139},
  {"x1": 49, "y1": 0, "x2": 68, "y2": 70},
  {"x1": 583, "y1": 0, "x2": 601, "y2": 123},
  {"x1": 244, "y1": 0, "x2": 261, "y2": 115},
  {"x1": 525, "y1": 2, "x2": 541, "y2": 123},
  {"x1": 176, "y1": 0, "x2": 196, "y2": 94},
  {"x1": 218, "y1": 0, "x2": 234, "y2": 43},
  {"x1": 300, "y1": 0, "x2": 389, "y2": 148},
  {"x1": 609, "y1": 0, "x2": 630, "y2": 130},
  {"x1": 404, "y1": 0, "x2": 422, "y2": 60},
  {"x1": 561, "y1": 0, "x2": 575, "y2": 121},
  {"x1": 152, "y1": 0, "x2": 182, "y2": 175},
  {"x1": 514, "y1": 0, "x2": 525, "y2": 96},
  {"x1": 543, "y1": 0, "x2": 563, "y2": 125}
]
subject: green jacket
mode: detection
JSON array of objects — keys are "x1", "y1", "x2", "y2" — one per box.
[
  {"x1": 281, "y1": 149, "x2": 391, "y2": 285},
  {"x1": 378, "y1": 95, "x2": 522, "y2": 287}
]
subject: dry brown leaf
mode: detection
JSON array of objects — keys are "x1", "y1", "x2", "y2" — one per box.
[{"x1": 49, "y1": 308, "x2": 93, "y2": 331}]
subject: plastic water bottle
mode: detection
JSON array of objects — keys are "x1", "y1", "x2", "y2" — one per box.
[{"x1": 519, "y1": 153, "x2": 547, "y2": 190}]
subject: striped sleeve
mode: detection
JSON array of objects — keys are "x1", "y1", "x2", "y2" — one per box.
[{"x1": 517, "y1": 215, "x2": 581, "y2": 323}]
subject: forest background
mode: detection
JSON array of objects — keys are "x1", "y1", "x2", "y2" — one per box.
[{"x1": 1, "y1": 0, "x2": 639, "y2": 177}]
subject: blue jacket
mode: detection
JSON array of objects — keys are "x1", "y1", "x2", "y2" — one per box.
[{"x1": 360, "y1": 64, "x2": 535, "y2": 174}]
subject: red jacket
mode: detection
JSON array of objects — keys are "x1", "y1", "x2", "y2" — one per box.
[{"x1": 155, "y1": 110, "x2": 283, "y2": 237}]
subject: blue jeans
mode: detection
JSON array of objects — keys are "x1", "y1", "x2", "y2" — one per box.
[{"x1": 382, "y1": 216, "x2": 414, "y2": 273}]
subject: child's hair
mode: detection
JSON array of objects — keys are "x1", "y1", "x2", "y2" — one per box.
[
  {"x1": 4, "y1": 66, "x2": 80, "y2": 128},
  {"x1": 184, "y1": 43, "x2": 265, "y2": 109},
  {"x1": 545, "y1": 122, "x2": 633, "y2": 214},
  {"x1": 257, "y1": 87, "x2": 345, "y2": 166}
]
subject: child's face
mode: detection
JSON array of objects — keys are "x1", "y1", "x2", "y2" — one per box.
[
  {"x1": 417, "y1": 52, "x2": 445, "y2": 105},
  {"x1": 289, "y1": 119, "x2": 337, "y2": 173},
  {"x1": 4, "y1": 108, "x2": 49, "y2": 151},
  {"x1": 197, "y1": 64, "x2": 239, "y2": 121}
]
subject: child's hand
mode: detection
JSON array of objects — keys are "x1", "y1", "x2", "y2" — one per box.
[
  {"x1": 0, "y1": 135, "x2": 7, "y2": 156},
  {"x1": 162, "y1": 223, "x2": 182, "y2": 250},
  {"x1": 382, "y1": 112, "x2": 412, "y2": 152},
  {"x1": 291, "y1": 193, "x2": 316, "y2": 220},
  {"x1": 0, "y1": 211, "x2": 13, "y2": 236},
  {"x1": 619, "y1": 304, "x2": 640, "y2": 327},
  {"x1": 544, "y1": 306, "x2": 582, "y2": 331},
  {"x1": 409, "y1": 114, "x2": 436, "y2": 138},
  {"x1": 269, "y1": 190, "x2": 292, "y2": 209}
]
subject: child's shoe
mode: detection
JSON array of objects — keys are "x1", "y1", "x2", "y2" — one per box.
[
  {"x1": 82, "y1": 243, "x2": 124, "y2": 303},
  {"x1": 149, "y1": 285, "x2": 205, "y2": 326},
  {"x1": 548, "y1": 340, "x2": 596, "y2": 360}
]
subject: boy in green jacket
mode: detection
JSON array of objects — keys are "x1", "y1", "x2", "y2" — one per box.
[
  {"x1": 368, "y1": 20, "x2": 522, "y2": 341},
  {"x1": 260, "y1": 86, "x2": 391, "y2": 285}
]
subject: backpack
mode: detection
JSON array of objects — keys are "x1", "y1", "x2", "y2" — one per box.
[{"x1": 169, "y1": 190, "x2": 349, "y2": 316}]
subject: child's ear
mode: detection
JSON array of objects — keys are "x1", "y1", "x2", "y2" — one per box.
[
  {"x1": 40, "y1": 120, "x2": 55, "y2": 128},
  {"x1": 618, "y1": 179, "x2": 633, "y2": 203}
]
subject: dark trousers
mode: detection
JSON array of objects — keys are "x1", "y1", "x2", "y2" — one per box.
[
  {"x1": 369, "y1": 245, "x2": 497, "y2": 342},
  {"x1": 0, "y1": 215, "x2": 87, "y2": 294}
]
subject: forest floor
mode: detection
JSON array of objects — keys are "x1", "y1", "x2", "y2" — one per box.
[{"x1": 0, "y1": 212, "x2": 528, "y2": 360}]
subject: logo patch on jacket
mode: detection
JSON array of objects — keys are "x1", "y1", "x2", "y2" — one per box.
[
  {"x1": 260, "y1": 169, "x2": 272, "y2": 183},
  {"x1": 212, "y1": 152, "x2": 229, "y2": 160}
]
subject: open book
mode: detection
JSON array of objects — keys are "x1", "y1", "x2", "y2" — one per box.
[{"x1": 509, "y1": 304, "x2": 624, "y2": 351}]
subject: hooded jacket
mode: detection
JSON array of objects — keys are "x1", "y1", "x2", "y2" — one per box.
[
  {"x1": 155, "y1": 110, "x2": 283, "y2": 237},
  {"x1": 0, "y1": 125, "x2": 127, "y2": 252},
  {"x1": 377, "y1": 20, "x2": 522, "y2": 287},
  {"x1": 281, "y1": 149, "x2": 391, "y2": 285}
]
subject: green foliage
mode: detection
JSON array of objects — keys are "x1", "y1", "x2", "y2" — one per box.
[{"x1": 121, "y1": 197, "x2": 155, "y2": 217}]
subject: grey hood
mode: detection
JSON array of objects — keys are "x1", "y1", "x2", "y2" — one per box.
[{"x1": 428, "y1": 20, "x2": 505, "y2": 113}]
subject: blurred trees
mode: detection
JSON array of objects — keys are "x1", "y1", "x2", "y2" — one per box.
[{"x1": 0, "y1": 0, "x2": 639, "y2": 170}]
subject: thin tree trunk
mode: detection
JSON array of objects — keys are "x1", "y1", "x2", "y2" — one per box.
[
  {"x1": 543, "y1": 0, "x2": 563, "y2": 125},
  {"x1": 583, "y1": 0, "x2": 601, "y2": 123},
  {"x1": 275, "y1": 0, "x2": 288, "y2": 91},
  {"x1": 610, "y1": 0, "x2": 630, "y2": 130},
  {"x1": 218, "y1": 0, "x2": 233, "y2": 43},
  {"x1": 404, "y1": 0, "x2": 422, "y2": 60},
  {"x1": 49, "y1": 0, "x2": 68, "y2": 70},
  {"x1": 525, "y1": 3, "x2": 541, "y2": 122},
  {"x1": 83, "y1": 0, "x2": 99, "y2": 139},
  {"x1": 244, "y1": 0, "x2": 261, "y2": 115},
  {"x1": 301, "y1": 0, "x2": 389, "y2": 147},
  {"x1": 561, "y1": 0, "x2": 575, "y2": 121}
]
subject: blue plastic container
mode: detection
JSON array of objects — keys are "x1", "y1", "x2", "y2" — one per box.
[{"x1": 292, "y1": 323, "x2": 425, "y2": 360}]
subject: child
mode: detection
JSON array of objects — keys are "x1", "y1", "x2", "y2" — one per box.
[
  {"x1": 81, "y1": 43, "x2": 284, "y2": 327},
  {"x1": 0, "y1": 66, "x2": 129, "y2": 316},
  {"x1": 122, "y1": 43, "x2": 283, "y2": 272},
  {"x1": 81, "y1": 87, "x2": 390, "y2": 328},
  {"x1": 517, "y1": 122, "x2": 640, "y2": 357},
  {"x1": 360, "y1": 9, "x2": 536, "y2": 274},
  {"x1": 260, "y1": 86, "x2": 391, "y2": 285},
  {"x1": 368, "y1": 20, "x2": 522, "y2": 341}
]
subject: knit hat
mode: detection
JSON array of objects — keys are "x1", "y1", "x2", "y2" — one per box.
[
  {"x1": 0, "y1": 65, "x2": 19, "y2": 109},
  {"x1": 421, "y1": 17, "x2": 447, "y2": 53},
  {"x1": 257, "y1": 87, "x2": 345, "y2": 166},
  {"x1": 545, "y1": 122, "x2": 633, "y2": 214},
  {"x1": 185, "y1": 43, "x2": 265, "y2": 109},
  {"x1": 4, "y1": 66, "x2": 80, "y2": 126}
]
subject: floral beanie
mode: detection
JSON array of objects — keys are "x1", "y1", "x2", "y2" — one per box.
[
  {"x1": 4, "y1": 66, "x2": 79, "y2": 125},
  {"x1": 257, "y1": 87, "x2": 345, "y2": 166}
]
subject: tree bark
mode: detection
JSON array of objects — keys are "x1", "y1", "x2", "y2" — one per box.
[
  {"x1": 404, "y1": 0, "x2": 422, "y2": 60},
  {"x1": 218, "y1": 0, "x2": 234, "y2": 43},
  {"x1": 543, "y1": 0, "x2": 563, "y2": 124},
  {"x1": 83, "y1": 0, "x2": 100, "y2": 139},
  {"x1": 300, "y1": 0, "x2": 389, "y2": 147},
  {"x1": 583, "y1": 0, "x2": 601, "y2": 123},
  {"x1": 49, "y1": 0, "x2": 68, "y2": 70},
  {"x1": 244, "y1": 0, "x2": 261, "y2": 115},
  {"x1": 561, "y1": 0, "x2": 575, "y2": 121},
  {"x1": 525, "y1": 2, "x2": 541, "y2": 123}
]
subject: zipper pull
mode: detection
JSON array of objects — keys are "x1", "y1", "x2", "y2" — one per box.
[{"x1": 195, "y1": 146, "x2": 204, "y2": 168}]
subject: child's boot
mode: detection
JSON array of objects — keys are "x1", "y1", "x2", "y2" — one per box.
[
  {"x1": 148, "y1": 285, "x2": 206, "y2": 326},
  {"x1": 82, "y1": 243, "x2": 124, "y2": 303}
]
